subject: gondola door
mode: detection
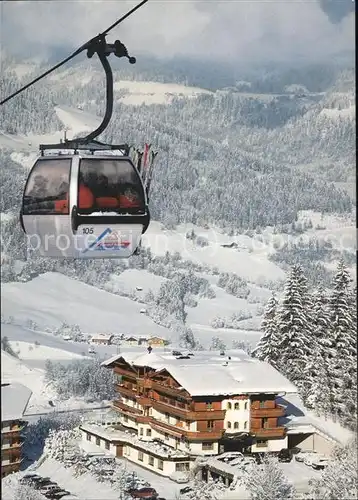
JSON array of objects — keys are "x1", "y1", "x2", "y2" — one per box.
[{"x1": 21, "y1": 157, "x2": 77, "y2": 258}]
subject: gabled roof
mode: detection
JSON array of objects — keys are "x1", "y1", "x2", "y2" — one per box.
[
  {"x1": 1, "y1": 382, "x2": 32, "y2": 421},
  {"x1": 102, "y1": 350, "x2": 297, "y2": 397}
]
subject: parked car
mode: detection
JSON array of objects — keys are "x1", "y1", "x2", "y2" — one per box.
[
  {"x1": 304, "y1": 453, "x2": 325, "y2": 467},
  {"x1": 295, "y1": 450, "x2": 317, "y2": 462},
  {"x1": 179, "y1": 486, "x2": 193, "y2": 495},
  {"x1": 40, "y1": 486, "x2": 62, "y2": 495},
  {"x1": 46, "y1": 492, "x2": 71, "y2": 500},
  {"x1": 127, "y1": 488, "x2": 159, "y2": 499},
  {"x1": 278, "y1": 448, "x2": 292, "y2": 463},
  {"x1": 311, "y1": 457, "x2": 331, "y2": 470}
]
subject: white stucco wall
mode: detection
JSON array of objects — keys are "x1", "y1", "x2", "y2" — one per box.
[
  {"x1": 251, "y1": 436, "x2": 287, "y2": 453},
  {"x1": 222, "y1": 398, "x2": 250, "y2": 433}
]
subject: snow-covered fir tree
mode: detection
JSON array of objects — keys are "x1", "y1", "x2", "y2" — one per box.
[
  {"x1": 275, "y1": 265, "x2": 314, "y2": 390},
  {"x1": 327, "y1": 260, "x2": 356, "y2": 422},
  {"x1": 251, "y1": 293, "x2": 280, "y2": 367}
]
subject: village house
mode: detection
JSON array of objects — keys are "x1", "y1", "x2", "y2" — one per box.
[
  {"x1": 90, "y1": 333, "x2": 114, "y2": 346},
  {"x1": 147, "y1": 336, "x2": 166, "y2": 347},
  {"x1": 1, "y1": 382, "x2": 32, "y2": 477},
  {"x1": 79, "y1": 349, "x2": 298, "y2": 478}
]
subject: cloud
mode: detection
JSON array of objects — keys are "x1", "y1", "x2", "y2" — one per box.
[{"x1": 0, "y1": 0, "x2": 355, "y2": 65}]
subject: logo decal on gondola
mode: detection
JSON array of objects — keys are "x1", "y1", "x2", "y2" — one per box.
[{"x1": 82, "y1": 228, "x2": 131, "y2": 253}]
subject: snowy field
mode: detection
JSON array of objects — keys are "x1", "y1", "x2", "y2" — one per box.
[
  {"x1": 114, "y1": 79, "x2": 213, "y2": 106},
  {"x1": 1, "y1": 272, "x2": 170, "y2": 337}
]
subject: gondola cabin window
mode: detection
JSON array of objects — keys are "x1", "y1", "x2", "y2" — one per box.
[
  {"x1": 23, "y1": 159, "x2": 71, "y2": 215},
  {"x1": 77, "y1": 158, "x2": 145, "y2": 214}
]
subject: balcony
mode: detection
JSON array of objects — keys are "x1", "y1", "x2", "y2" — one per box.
[
  {"x1": 114, "y1": 367, "x2": 138, "y2": 380},
  {"x1": 112, "y1": 400, "x2": 143, "y2": 416},
  {"x1": 253, "y1": 427, "x2": 286, "y2": 438},
  {"x1": 115, "y1": 384, "x2": 139, "y2": 399},
  {"x1": 251, "y1": 406, "x2": 285, "y2": 418},
  {"x1": 137, "y1": 379, "x2": 153, "y2": 389},
  {"x1": 153, "y1": 419, "x2": 224, "y2": 441},
  {"x1": 153, "y1": 400, "x2": 225, "y2": 421},
  {"x1": 152, "y1": 382, "x2": 191, "y2": 399},
  {"x1": 137, "y1": 396, "x2": 152, "y2": 407},
  {"x1": 1, "y1": 441, "x2": 23, "y2": 450}
]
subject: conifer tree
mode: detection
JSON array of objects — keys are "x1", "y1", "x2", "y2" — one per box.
[
  {"x1": 252, "y1": 293, "x2": 280, "y2": 367},
  {"x1": 275, "y1": 265, "x2": 313, "y2": 390}
]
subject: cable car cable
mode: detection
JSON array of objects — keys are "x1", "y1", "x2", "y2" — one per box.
[{"x1": 0, "y1": 0, "x2": 149, "y2": 106}]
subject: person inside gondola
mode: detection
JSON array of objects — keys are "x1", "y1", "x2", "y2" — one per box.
[
  {"x1": 95, "y1": 173, "x2": 119, "y2": 210},
  {"x1": 78, "y1": 172, "x2": 95, "y2": 211},
  {"x1": 54, "y1": 180, "x2": 69, "y2": 214},
  {"x1": 118, "y1": 183, "x2": 141, "y2": 209}
]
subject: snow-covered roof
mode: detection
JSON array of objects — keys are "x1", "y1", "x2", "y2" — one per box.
[
  {"x1": 91, "y1": 333, "x2": 113, "y2": 341},
  {"x1": 102, "y1": 349, "x2": 297, "y2": 396},
  {"x1": 1, "y1": 382, "x2": 32, "y2": 421},
  {"x1": 278, "y1": 393, "x2": 354, "y2": 446}
]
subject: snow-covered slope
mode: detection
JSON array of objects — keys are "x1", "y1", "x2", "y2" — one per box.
[{"x1": 1, "y1": 272, "x2": 170, "y2": 337}]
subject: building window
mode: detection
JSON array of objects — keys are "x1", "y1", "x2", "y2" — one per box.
[
  {"x1": 86, "y1": 434, "x2": 91, "y2": 441},
  {"x1": 227, "y1": 421, "x2": 232, "y2": 429},
  {"x1": 262, "y1": 417, "x2": 269, "y2": 429},
  {"x1": 165, "y1": 433, "x2": 169, "y2": 440},
  {"x1": 259, "y1": 401, "x2": 265, "y2": 408},
  {"x1": 234, "y1": 422, "x2": 239, "y2": 429},
  {"x1": 257, "y1": 440, "x2": 268, "y2": 448},
  {"x1": 146, "y1": 429, "x2": 152, "y2": 436},
  {"x1": 138, "y1": 451, "x2": 144, "y2": 461},
  {"x1": 234, "y1": 402, "x2": 239, "y2": 410},
  {"x1": 105, "y1": 441, "x2": 110, "y2": 450},
  {"x1": 165, "y1": 413, "x2": 170, "y2": 422},
  {"x1": 244, "y1": 421, "x2": 248, "y2": 429},
  {"x1": 206, "y1": 402, "x2": 213, "y2": 409},
  {"x1": 140, "y1": 428, "x2": 144, "y2": 436},
  {"x1": 244, "y1": 402, "x2": 248, "y2": 410},
  {"x1": 227, "y1": 402, "x2": 232, "y2": 410},
  {"x1": 96, "y1": 437, "x2": 100, "y2": 446},
  {"x1": 148, "y1": 456, "x2": 154, "y2": 466},
  {"x1": 158, "y1": 460, "x2": 164, "y2": 470},
  {"x1": 207, "y1": 420, "x2": 214, "y2": 429},
  {"x1": 176, "y1": 462, "x2": 190, "y2": 471},
  {"x1": 202, "y1": 442, "x2": 214, "y2": 450},
  {"x1": 124, "y1": 415, "x2": 128, "y2": 422}
]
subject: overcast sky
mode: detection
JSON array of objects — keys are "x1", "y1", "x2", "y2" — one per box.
[{"x1": 0, "y1": 0, "x2": 355, "y2": 65}]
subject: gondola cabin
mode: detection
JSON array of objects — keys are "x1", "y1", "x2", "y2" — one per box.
[{"x1": 20, "y1": 150, "x2": 150, "y2": 259}]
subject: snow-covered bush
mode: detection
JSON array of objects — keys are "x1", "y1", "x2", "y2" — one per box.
[
  {"x1": 44, "y1": 428, "x2": 81, "y2": 462},
  {"x1": 243, "y1": 454, "x2": 295, "y2": 500},
  {"x1": 308, "y1": 439, "x2": 358, "y2": 499},
  {"x1": 181, "y1": 477, "x2": 227, "y2": 499}
]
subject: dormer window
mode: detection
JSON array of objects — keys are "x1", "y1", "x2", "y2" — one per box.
[{"x1": 227, "y1": 402, "x2": 232, "y2": 410}]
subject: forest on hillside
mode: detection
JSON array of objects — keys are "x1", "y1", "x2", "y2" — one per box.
[{"x1": 0, "y1": 58, "x2": 355, "y2": 287}]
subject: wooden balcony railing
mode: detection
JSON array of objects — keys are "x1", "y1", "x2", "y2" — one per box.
[
  {"x1": 115, "y1": 384, "x2": 139, "y2": 399},
  {"x1": 153, "y1": 419, "x2": 224, "y2": 441},
  {"x1": 253, "y1": 427, "x2": 286, "y2": 438},
  {"x1": 137, "y1": 396, "x2": 152, "y2": 407},
  {"x1": 112, "y1": 400, "x2": 143, "y2": 415},
  {"x1": 251, "y1": 406, "x2": 285, "y2": 418},
  {"x1": 137, "y1": 379, "x2": 153, "y2": 389},
  {"x1": 114, "y1": 367, "x2": 138, "y2": 380},
  {"x1": 153, "y1": 400, "x2": 225, "y2": 421},
  {"x1": 152, "y1": 382, "x2": 191, "y2": 400}
]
